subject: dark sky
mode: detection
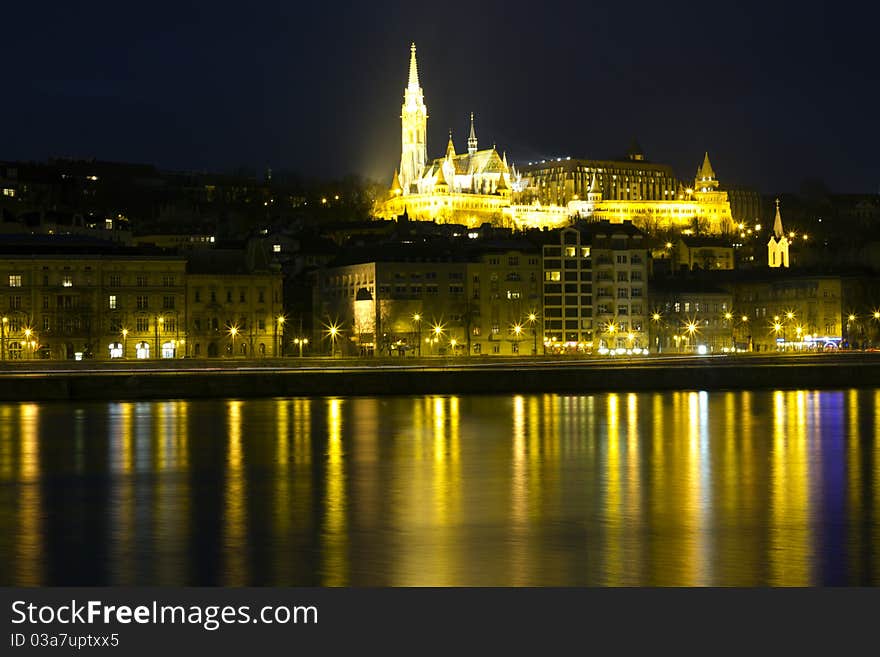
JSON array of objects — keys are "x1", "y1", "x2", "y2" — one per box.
[{"x1": 2, "y1": 1, "x2": 877, "y2": 193}]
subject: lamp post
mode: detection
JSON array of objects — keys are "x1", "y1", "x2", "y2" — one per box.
[
  {"x1": 1, "y1": 316, "x2": 7, "y2": 360},
  {"x1": 294, "y1": 337, "x2": 308, "y2": 357},
  {"x1": 605, "y1": 321, "x2": 617, "y2": 351},
  {"x1": 413, "y1": 313, "x2": 422, "y2": 357},
  {"x1": 431, "y1": 323, "x2": 444, "y2": 356},
  {"x1": 512, "y1": 323, "x2": 523, "y2": 355},
  {"x1": 651, "y1": 312, "x2": 663, "y2": 353},
  {"x1": 327, "y1": 323, "x2": 340, "y2": 357},
  {"x1": 155, "y1": 315, "x2": 164, "y2": 359},
  {"x1": 723, "y1": 311, "x2": 733, "y2": 352},
  {"x1": 527, "y1": 312, "x2": 538, "y2": 355},
  {"x1": 121, "y1": 328, "x2": 128, "y2": 359},
  {"x1": 449, "y1": 337, "x2": 458, "y2": 356},
  {"x1": 684, "y1": 320, "x2": 698, "y2": 353},
  {"x1": 772, "y1": 321, "x2": 783, "y2": 350},
  {"x1": 740, "y1": 315, "x2": 750, "y2": 352},
  {"x1": 229, "y1": 325, "x2": 239, "y2": 357},
  {"x1": 784, "y1": 311, "x2": 795, "y2": 350},
  {"x1": 23, "y1": 328, "x2": 32, "y2": 359},
  {"x1": 275, "y1": 315, "x2": 285, "y2": 357}
]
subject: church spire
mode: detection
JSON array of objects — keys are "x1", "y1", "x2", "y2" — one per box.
[
  {"x1": 468, "y1": 112, "x2": 478, "y2": 155},
  {"x1": 446, "y1": 130, "x2": 456, "y2": 159},
  {"x1": 773, "y1": 198, "x2": 784, "y2": 239},
  {"x1": 408, "y1": 42, "x2": 419, "y2": 89}
]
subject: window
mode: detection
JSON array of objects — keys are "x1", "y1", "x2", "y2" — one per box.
[
  {"x1": 226, "y1": 290, "x2": 233, "y2": 303},
  {"x1": 163, "y1": 276, "x2": 175, "y2": 287},
  {"x1": 136, "y1": 317, "x2": 150, "y2": 332},
  {"x1": 195, "y1": 290, "x2": 201, "y2": 303},
  {"x1": 617, "y1": 288, "x2": 628, "y2": 298},
  {"x1": 258, "y1": 291, "x2": 265, "y2": 303},
  {"x1": 194, "y1": 319, "x2": 202, "y2": 331},
  {"x1": 8, "y1": 296, "x2": 21, "y2": 310},
  {"x1": 43, "y1": 316, "x2": 50, "y2": 331},
  {"x1": 617, "y1": 272, "x2": 628, "y2": 282},
  {"x1": 164, "y1": 318, "x2": 176, "y2": 333},
  {"x1": 109, "y1": 274, "x2": 121, "y2": 287},
  {"x1": 136, "y1": 295, "x2": 148, "y2": 310},
  {"x1": 42, "y1": 296, "x2": 49, "y2": 310},
  {"x1": 136, "y1": 276, "x2": 147, "y2": 287},
  {"x1": 210, "y1": 290, "x2": 217, "y2": 303},
  {"x1": 239, "y1": 291, "x2": 246, "y2": 303},
  {"x1": 508, "y1": 256, "x2": 519, "y2": 266},
  {"x1": 616, "y1": 255, "x2": 628, "y2": 264},
  {"x1": 273, "y1": 244, "x2": 281, "y2": 253},
  {"x1": 109, "y1": 295, "x2": 117, "y2": 310},
  {"x1": 163, "y1": 296, "x2": 175, "y2": 310},
  {"x1": 62, "y1": 275, "x2": 73, "y2": 287},
  {"x1": 564, "y1": 247, "x2": 576, "y2": 257},
  {"x1": 544, "y1": 271, "x2": 561, "y2": 282},
  {"x1": 8, "y1": 275, "x2": 21, "y2": 287},
  {"x1": 581, "y1": 247, "x2": 590, "y2": 258},
  {"x1": 684, "y1": 302, "x2": 690, "y2": 312}
]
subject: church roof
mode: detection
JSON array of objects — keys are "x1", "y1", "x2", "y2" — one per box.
[
  {"x1": 428, "y1": 147, "x2": 508, "y2": 176},
  {"x1": 390, "y1": 169, "x2": 402, "y2": 193},
  {"x1": 434, "y1": 162, "x2": 448, "y2": 186},
  {"x1": 408, "y1": 43, "x2": 419, "y2": 89},
  {"x1": 697, "y1": 152, "x2": 715, "y2": 180},
  {"x1": 772, "y1": 199, "x2": 785, "y2": 239}
]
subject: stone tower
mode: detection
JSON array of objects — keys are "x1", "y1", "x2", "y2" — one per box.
[{"x1": 399, "y1": 43, "x2": 428, "y2": 194}]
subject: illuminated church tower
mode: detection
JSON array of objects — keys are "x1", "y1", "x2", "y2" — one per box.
[
  {"x1": 399, "y1": 43, "x2": 428, "y2": 193},
  {"x1": 767, "y1": 198, "x2": 790, "y2": 268}
]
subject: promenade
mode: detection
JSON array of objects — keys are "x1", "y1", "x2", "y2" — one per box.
[{"x1": 0, "y1": 352, "x2": 878, "y2": 401}]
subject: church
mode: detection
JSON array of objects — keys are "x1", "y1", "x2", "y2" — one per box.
[
  {"x1": 375, "y1": 43, "x2": 735, "y2": 236},
  {"x1": 374, "y1": 44, "x2": 519, "y2": 227}
]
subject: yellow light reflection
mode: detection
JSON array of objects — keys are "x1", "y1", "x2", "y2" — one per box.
[
  {"x1": 223, "y1": 400, "x2": 247, "y2": 585},
  {"x1": 16, "y1": 404, "x2": 43, "y2": 585},
  {"x1": 322, "y1": 398, "x2": 347, "y2": 585}
]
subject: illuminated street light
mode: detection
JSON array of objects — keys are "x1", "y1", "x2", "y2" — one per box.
[
  {"x1": 684, "y1": 320, "x2": 699, "y2": 352},
  {"x1": 527, "y1": 312, "x2": 539, "y2": 355},
  {"x1": 651, "y1": 311, "x2": 663, "y2": 352},
  {"x1": 412, "y1": 313, "x2": 422, "y2": 356},
  {"x1": 325, "y1": 322, "x2": 341, "y2": 357},
  {"x1": 228, "y1": 324, "x2": 239, "y2": 357}
]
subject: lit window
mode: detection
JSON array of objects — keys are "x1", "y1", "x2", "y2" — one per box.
[
  {"x1": 273, "y1": 244, "x2": 282, "y2": 253},
  {"x1": 109, "y1": 295, "x2": 117, "y2": 310},
  {"x1": 8, "y1": 275, "x2": 21, "y2": 287},
  {"x1": 62, "y1": 275, "x2": 73, "y2": 287}
]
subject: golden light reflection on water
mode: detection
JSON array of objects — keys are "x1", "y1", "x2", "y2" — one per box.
[
  {"x1": 321, "y1": 398, "x2": 347, "y2": 585},
  {"x1": 16, "y1": 404, "x2": 42, "y2": 586},
  {"x1": 223, "y1": 400, "x2": 247, "y2": 585},
  {"x1": 2, "y1": 390, "x2": 880, "y2": 586}
]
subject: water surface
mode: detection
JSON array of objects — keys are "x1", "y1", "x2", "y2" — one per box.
[{"x1": 1, "y1": 390, "x2": 879, "y2": 586}]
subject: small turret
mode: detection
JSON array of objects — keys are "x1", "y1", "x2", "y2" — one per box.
[
  {"x1": 467, "y1": 112, "x2": 478, "y2": 155},
  {"x1": 446, "y1": 130, "x2": 456, "y2": 159}
]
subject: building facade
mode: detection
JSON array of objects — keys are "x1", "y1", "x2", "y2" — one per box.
[
  {"x1": 0, "y1": 243, "x2": 282, "y2": 360},
  {"x1": 313, "y1": 243, "x2": 541, "y2": 356},
  {"x1": 542, "y1": 221, "x2": 649, "y2": 352}
]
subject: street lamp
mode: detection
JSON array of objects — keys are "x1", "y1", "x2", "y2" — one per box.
[
  {"x1": 293, "y1": 337, "x2": 308, "y2": 357},
  {"x1": 651, "y1": 311, "x2": 663, "y2": 353},
  {"x1": 449, "y1": 337, "x2": 458, "y2": 355},
  {"x1": 605, "y1": 321, "x2": 618, "y2": 350},
  {"x1": 772, "y1": 321, "x2": 783, "y2": 350},
  {"x1": 431, "y1": 323, "x2": 444, "y2": 355},
  {"x1": 275, "y1": 315, "x2": 285, "y2": 357},
  {"x1": 684, "y1": 320, "x2": 699, "y2": 352},
  {"x1": 527, "y1": 312, "x2": 538, "y2": 355},
  {"x1": 1, "y1": 316, "x2": 7, "y2": 360},
  {"x1": 228, "y1": 324, "x2": 239, "y2": 357},
  {"x1": 413, "y1": 313, "x2": 422, "y2": 356},
  {"x1": 723, "y1": 311, "x2": 733, "y2": 351},
  {"x1": 512, "y1": 323, "x2": 523, "y2": 355},
  {"x1": 121, "y1": 328, "x2": 128, "y2": 359},
  {"x1": 326, "y1": 322, "x2": 340, "y2": 357}
]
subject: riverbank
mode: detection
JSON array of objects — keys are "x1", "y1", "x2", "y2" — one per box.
[{"x1": 0, "y1": 353, "x2": 878, "y2": 401}]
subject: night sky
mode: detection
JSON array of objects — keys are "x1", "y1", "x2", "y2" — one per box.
[{"x1": 2, "y1": 1, "x2": 877, "y2": 193}]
